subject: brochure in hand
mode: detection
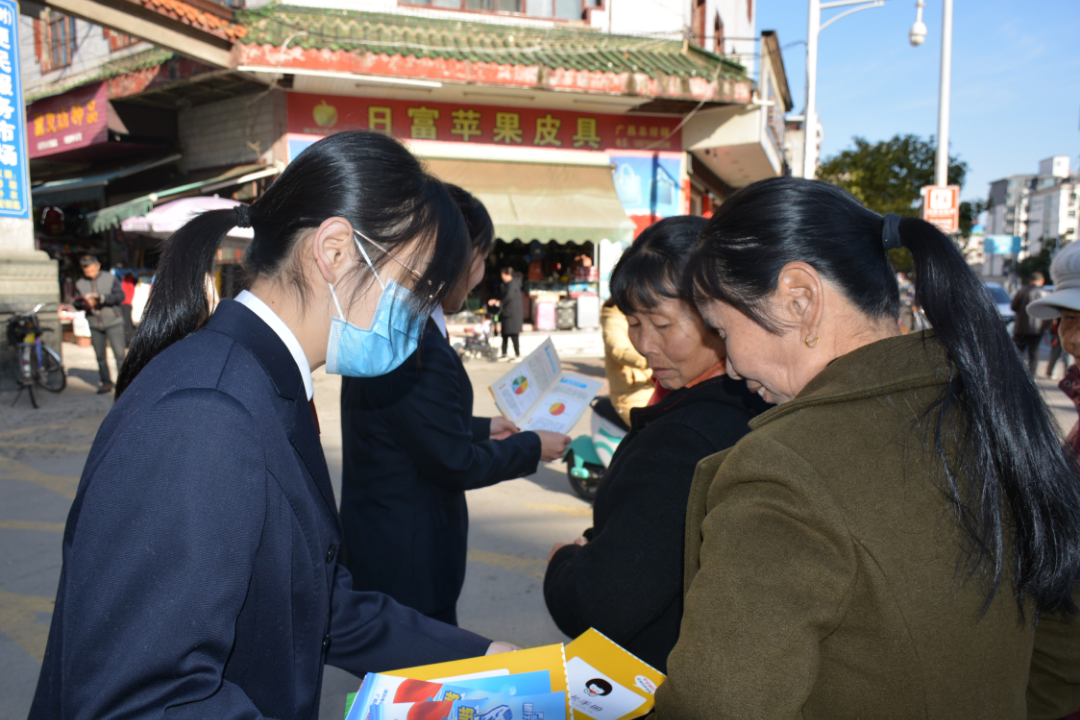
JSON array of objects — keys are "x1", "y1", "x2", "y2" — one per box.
[
  {"x1": 368, "y1": 692, "x2": 567, "y2": 720},
  {"x1": 346, "y1": 671, "x2": 552, "y2": 720},
  {"x1": 348, "y1": 630, "x2": 665, "y2": 720},
  {"x1": 488, "y1": 338, "x2": 603, "y2": 435}
]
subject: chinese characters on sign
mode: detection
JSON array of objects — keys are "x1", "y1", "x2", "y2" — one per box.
[
  {"x1": 26, "y1": 82, "x2": 109, "y2": 159},
  {"x1": 287, "y1": 94, "x2": 682, "y2": 153},
  {"x1": 921, "y1": 185, "x2": 960, "y2": 234},
  {"x1": 0, "y1": 0, "x2": 28, "y2": 218}
]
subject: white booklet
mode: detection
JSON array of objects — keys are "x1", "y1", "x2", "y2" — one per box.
[{"x1": 490, "y1": 337, "x2": 603, "y2": 435}]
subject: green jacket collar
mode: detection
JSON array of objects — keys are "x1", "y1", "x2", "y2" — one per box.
[{"x1": 748, "y1": 330, "x2": 951, "y2": 431}]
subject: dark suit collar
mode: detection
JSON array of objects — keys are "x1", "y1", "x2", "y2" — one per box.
[
  {"x1": 206, "y1": 300, "x2": 304, "y2": 401},
  {"x1": 630, "y1": 374, "x2": 770, "y2": 431},
  {"x1": 205, "y1": 300, "x2": 339, "y2": 523}
]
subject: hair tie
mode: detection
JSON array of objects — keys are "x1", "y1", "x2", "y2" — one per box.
[
  {"x1": 881, "y1": 213, "x2": 903, "y2": 251},
  {"x1": 235, "y1": 204, "x2": 252, "y2": 229}
]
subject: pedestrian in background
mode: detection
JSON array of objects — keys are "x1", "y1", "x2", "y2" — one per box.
[
  {"x1": 545, "y1": 217, "x2": 769, "y2": 672},
  {"x1": 489, "y1": 267, "x2": 523, "y2": 361},
  {"x1": 29, "y1": 132, "x2": 513, "y2": 720},
  {"x1": 74, "y1": 255, "x2": 126, "y2": 394},
  {"x1": 600, "y1": 299, "x2": 653, "y2": 427},
  {"x1": 1027, "y1": 241, "x2": 1080, "y2": 457},
  {"x1": 657, "y1": 178, "x2": 1080, "y2": 719},
  {"x1": 1012, "y1": 271, "x2": 1048, "y2": 375},
  {"x1": 339, "y1": 185, "x2": 570, "y2": 626}
]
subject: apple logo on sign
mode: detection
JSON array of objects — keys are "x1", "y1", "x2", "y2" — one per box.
[{"x1": 313, "y1": 100, "x2": 338, "y2": 128}]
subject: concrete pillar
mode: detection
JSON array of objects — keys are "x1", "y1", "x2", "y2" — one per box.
[{"x1": 0, "y1": 217, "x2": 61, "y2": 391}]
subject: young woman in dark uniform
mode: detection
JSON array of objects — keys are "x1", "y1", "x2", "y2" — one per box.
[
  {"x1": 339, "y1": 186, "x2": 569, "y2": 626},
  {"x1": 29, "y1": 132, "x2": 513, "y2": 720}
]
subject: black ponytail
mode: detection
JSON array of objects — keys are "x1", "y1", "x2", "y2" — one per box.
[
  {"x1": 689, "y1": 177, "x2": 1080, "y2": 614},
  {"x1": 899, "y1": 216, "x2": 1080, "y2": 613},
  {"x1": 117, "y1": 130, "x2": 467, "y2": 397},
  {"x1": 117, "y1": 209, "x2": 237, "y2": 396}
]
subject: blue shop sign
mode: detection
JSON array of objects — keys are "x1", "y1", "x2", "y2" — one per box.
[{"x1": 0, "y1": 0, "x2": 29, "y2": 219}]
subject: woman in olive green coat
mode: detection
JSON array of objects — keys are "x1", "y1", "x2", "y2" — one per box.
[{"x1": 656, "y1": 178, "x2": 1080, "y2": 719}]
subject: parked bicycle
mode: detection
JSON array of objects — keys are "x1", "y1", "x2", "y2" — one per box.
[{"x1": 7, "y1": 303, "x2": 66, "y2": 408}]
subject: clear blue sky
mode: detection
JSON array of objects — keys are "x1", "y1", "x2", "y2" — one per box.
[{"x1": 757, "y1": 0, "x2": 1080, "y2": 202}]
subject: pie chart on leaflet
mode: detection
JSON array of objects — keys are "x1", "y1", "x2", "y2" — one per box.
[
  {"x1": 549, "y1": 402, "x2": 566, "y2": 416},
  {"x1": 512, "y1": 376, "x2": 529, "y2": 395}
]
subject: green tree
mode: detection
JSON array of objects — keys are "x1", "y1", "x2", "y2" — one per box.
[
  {"x1": 818, "y1": 134, "x2": 968, "y2": 217},
  {"x1": 959, "y1": 199, "x2": 987, "y2": 239},
  {"x1": 1016, "y1": 246, "x2": 1052, "y2": 283}
]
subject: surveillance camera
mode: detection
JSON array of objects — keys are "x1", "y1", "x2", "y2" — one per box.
[{"x1": 909, "y1": 20, "x2": 927, "y2": 46}]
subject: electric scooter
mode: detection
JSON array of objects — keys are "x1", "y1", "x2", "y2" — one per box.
[{"x1": 564, "y1": 397, "x2": 630, "y2": 501}]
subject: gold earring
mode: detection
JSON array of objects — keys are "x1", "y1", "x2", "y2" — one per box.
[{"x1": 804, "y1": 335, "x2": 819, "y2": 348}]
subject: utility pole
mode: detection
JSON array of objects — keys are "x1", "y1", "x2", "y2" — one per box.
[
  {"x1": 802, "y1": 0, "x2": 888, "y2": 180},
  {"x1": 803, "y1": 0, "x2": 820, "y2": 179},
  {"x1": 935, "y1": 0, "x2": 953, "y2": 186}
]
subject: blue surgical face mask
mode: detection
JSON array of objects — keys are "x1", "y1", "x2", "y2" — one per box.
[{"x1": 325, "y1": 233, "x2": 425, "y2": 377}]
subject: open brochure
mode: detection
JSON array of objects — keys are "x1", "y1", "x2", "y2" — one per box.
[
  {"x1": 489, "y1": 338, "x2": 604, "y2": 435},
  {"x1": 346, "y1": 631, "x2": 665, "y2": 720}
]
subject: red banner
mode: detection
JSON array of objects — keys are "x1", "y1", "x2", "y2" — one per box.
[
  {"x1": 27, "y1": 82, "x2": 108, "y2": 158},
  {"x1": 287, "y1": 93, "x2": 681, "y2": 152}
]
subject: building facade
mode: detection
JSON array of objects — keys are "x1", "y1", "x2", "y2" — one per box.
[{"x1": 16, "y1": 0, "x2": 790, "y2": 329}]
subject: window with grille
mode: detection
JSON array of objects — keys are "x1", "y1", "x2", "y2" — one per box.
[
  {"x1": 33, "y1": 11, "x2": 78, "y2": 71},
  {"x1": 103, "y1": 28, "x2": 139, "y2": 51},
  {"x1": 401, "y1": 0, "x2": 591, "y2": 21}
]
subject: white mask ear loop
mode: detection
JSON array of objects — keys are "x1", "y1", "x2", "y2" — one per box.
[
  {"x1": 327, "y1": 282, "x2": 347, "y2": 321},
  {"x1": 353, "y1": 234, "x2": 385, "y2": 290}
]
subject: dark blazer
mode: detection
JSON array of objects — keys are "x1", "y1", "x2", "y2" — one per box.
[
  {"x1": 495, "y1": 276, "x2": 523, "y2": 335},
  {"x1": 340, "y1": 320, "x2": 541, "y2": 616},
  {"x1": 544, "y1": 375, "x2": 768, "y2": 671},
  {"x1": 29, "y1": 301, "x2": 490, "y2": 720}
]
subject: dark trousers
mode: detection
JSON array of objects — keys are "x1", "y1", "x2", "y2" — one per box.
[
  {"x1": 120, "y1": 304, "x2": 134, "y2": 347},
  {"x1": 1016, "y1": 334, "x2": 1042, "y2": 376},
  {"x1": 425, "y1": 604, "x2": 457, "y2": 627},
  {"x1": 501, "y1": 333, "x2": 520, "y2": 357},
  {"x1": 1048, "y1": 342, "x2": 1072, "y2": 377},
  {"x1": 90, "y1": 323, "x2": 126, "y2": 384}
]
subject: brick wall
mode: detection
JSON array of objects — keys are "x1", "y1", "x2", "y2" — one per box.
[{"x1": 178, "y1": 90, "x2": 283, "y2": 173}]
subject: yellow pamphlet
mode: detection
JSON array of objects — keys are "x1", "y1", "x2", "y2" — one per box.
[
  {"x1": 385, "y1": 643, "x2": 570, "y2": 713},
  {"x1": 564, "y1": 629, "x2": 666, "y2": 720}
]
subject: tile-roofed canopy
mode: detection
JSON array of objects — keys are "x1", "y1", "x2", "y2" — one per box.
[
  {"x1": 131, "y1": 0, "x2": 248, "y2": 40},
  {"x1": 235, "y1": 4, "x2": 751, "y2": 102}
]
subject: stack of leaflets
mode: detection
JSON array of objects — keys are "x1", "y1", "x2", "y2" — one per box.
[
  {"x1": 345, "y1": 629, "x2": 665, "y2": 720},
  {"x1": 488, "y1": 338, "x2": 603, "y2": 436}
]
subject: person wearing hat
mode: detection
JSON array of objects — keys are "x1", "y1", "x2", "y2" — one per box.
[
  {"x1": 74, "y1": 255, "x2": 126, "y2": 394},
  {"x1": 1026, "y1": 242, "x2": 1080, "y2": 457}
]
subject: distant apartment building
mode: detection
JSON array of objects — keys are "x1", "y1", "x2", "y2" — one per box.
[
  {"x1": 782, "y1": 114, "x2": 821, "y2": 179},
  {"x1": 986, "y1": 156, "x2": 1074, "y2": 258}
]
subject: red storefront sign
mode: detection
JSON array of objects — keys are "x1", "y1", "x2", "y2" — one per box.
[
  {"x1": 287, "y1": 93, "x2": 682, "y2": 152},
  {"x1": 921, "y1": 185, "x2": 960, "y2": 234},
  {"x1": 27, "y1": 82, "x2": 108, "y2": 158}
]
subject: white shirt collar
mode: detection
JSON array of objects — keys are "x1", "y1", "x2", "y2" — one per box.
[
  {"x1": 431, "y1": 305, "x2": 448, "y2": 339},
  {"x1": 235, "y1": 290, "x2": 314, "y2": 401}
]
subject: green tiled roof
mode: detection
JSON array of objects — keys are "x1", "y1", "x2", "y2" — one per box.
[
  {"x1": 236, "y1": 4, "x2": 747, "y2": 81},
  {"x1": 26, "y1": 48, "x2": 176, "y2": 104}
]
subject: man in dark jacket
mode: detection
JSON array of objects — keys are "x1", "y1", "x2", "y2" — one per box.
[
  {"x1": 1012, "y1": 272, "x2": 1048, "y2": 375},
  {"x1": 74, "y1": 255, "x2": 126, "y2": 393},
  {"x1": 490, "y1": 268, "x2": 523, "y2": 361}
]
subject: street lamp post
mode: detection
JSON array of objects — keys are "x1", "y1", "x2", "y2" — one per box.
[
  {"x1": 803, "y1": 0, "x2": 929, "y2": 180},
  {"x1": 909, "y1": 0, "x2": 953, "y2": 187},
  {"x1": 802, "y1": 0, "x2": 884, "y2": 179}
]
